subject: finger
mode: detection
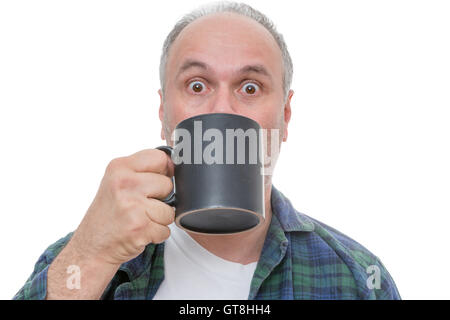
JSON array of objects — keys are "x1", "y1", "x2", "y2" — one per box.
[
  {"x1": 133, "y1": 172, "x2": 173, "y2": 200},
  {"x1": 144, "y1": 197, "x2": 175, "y2": 226},
  {"x1": 125, "y1": 149, "x2": 174, "y2": 176},
  {"x1": 144, "y1": 221, "x2": 171, "y2": 244}
]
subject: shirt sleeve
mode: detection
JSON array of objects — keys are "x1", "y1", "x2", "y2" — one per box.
[
  {"x1": 12, "y1": 232, "x2": 74, "y2": 300},
  {"x1": 371, "y1": 256, "x2": 401, "y2": 300}
]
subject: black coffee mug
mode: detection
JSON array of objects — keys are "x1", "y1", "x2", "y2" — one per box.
[{"x1": 156, "y1": 113, "x2": 265, "y2": 235}]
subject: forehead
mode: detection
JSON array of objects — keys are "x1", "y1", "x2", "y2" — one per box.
[{"x1": 166, "y1": 12, "x2": 283, "y2": 81}]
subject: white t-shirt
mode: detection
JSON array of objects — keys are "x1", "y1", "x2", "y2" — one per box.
[{"x1": 153, "y1": 223, "x2": 258, "y2": 300}]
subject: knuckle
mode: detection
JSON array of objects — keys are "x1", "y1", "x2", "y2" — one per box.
[
  {"x1": 117, "y1": 175, "x2": 138, "y2": 191},
  {"x1": 108, "y1": 173, "x2": 123, "y2": 197},
  {"x1": 108, "y1": 173, "x2": 137, "y2": 198},
  {"x1": 133, "y1": 236, "x2": 150, "y2": 250},
  {"x1": 106, "y1": 157, "x2": 126, "y2": 173}
]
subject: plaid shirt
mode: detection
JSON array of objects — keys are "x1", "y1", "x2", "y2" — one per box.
[{"x1": 13, "y1": 186, "x2": 400, "y2": 300}]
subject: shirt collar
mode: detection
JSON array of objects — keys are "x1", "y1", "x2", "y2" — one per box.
[
  {"x1": 247, "y1": 185, "x2": 314, "y2": 299},
  {"x1": 270, "y1": 185, "x2": 315, "y2": 233}
]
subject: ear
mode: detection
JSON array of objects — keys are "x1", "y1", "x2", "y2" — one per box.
[
  {"x1": 158, "y1": 89, "x2": 165, "y2": 140},
  {"x1": 282, "y1": 89, "x2": 294, "y2": 142}
]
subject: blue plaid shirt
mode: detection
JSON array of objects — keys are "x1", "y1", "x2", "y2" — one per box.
[{"x1": 13, "y1": 186, "x2": 400, "y2": 299}]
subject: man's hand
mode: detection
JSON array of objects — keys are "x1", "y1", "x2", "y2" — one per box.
[
  {"x1": 47, "y1": 149, "x2": 175, "y2": 299},
  {"x1": 71, "y1": 148, "x2": 175, "y2": 265}
]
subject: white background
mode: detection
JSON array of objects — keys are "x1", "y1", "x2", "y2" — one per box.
[{"x1": 0, "y1": 0, "x2": 449, "y2": 300}]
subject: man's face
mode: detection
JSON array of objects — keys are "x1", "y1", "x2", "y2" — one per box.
[{"x1": 159, "y1": 12, "x2": 293, "y2": 161}]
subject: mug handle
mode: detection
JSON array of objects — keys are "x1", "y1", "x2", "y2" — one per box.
[{"x1": 156, "y1": 145, "x2": 176, "y2": 207}]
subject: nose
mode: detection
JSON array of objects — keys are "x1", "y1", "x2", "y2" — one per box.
[{"x1": 207, "y1": 85, "x2": 238, "y2": 115}]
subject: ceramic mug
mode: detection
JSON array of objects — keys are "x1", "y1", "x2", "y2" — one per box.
[{"x1": 156, "y1": 113, "x2": 265, "y2": 234}]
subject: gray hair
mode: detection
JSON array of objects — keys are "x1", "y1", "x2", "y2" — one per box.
[{"x1": 159, "y1": 1, "x2": 293, "y2": 101}]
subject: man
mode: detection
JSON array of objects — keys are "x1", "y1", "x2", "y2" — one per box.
[{"x1": 14, "y1": 2, "x2": 400, "y2": 300}]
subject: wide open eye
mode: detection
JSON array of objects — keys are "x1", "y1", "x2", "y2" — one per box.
[
  {"x1": 188, "y1": 80, "x2": 206, "y2": 93},
  {"x1": 241, "y1": 82, "x2": 260, "y2": 95}
]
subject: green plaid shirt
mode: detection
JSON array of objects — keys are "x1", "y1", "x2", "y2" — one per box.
[{"x1": 13, "y1": 186, "x2": 400, "y2": 300}]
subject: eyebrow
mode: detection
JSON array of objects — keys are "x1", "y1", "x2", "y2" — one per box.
[{"x1": 176, "y1": 59, "x2": 272, "y2": 79}]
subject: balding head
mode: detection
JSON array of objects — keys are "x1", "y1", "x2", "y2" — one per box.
[{"x1": 159, "y1": 2, "x2": 293, "y2": 102}]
